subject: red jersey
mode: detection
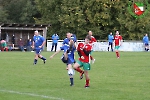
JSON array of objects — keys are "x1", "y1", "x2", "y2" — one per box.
[
  {"x1": 89, "y1": 36, "x2": 97, "y2": 44},
  {"x1": 114, "y1": 35, "x2": 122, "y2": 46},
  {"x1": 77, "y1": 43, "x2": 92, "y2": 63}
]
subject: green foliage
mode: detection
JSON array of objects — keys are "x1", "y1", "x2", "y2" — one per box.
[{"x1": 0, "y1": 0, "x2": 150, "y2": 40}]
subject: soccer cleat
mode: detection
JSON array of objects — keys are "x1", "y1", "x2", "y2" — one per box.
[
  {"x1": 84, "y1": 85, "x2": 90, "y2": 88},
  {"x1": 43, "y1": 60, "x2": 46, "y2": 64},
  {"x1": 92, "y1": 59, "x2": 96, "y2": 64},
  {"x1": 80, "y1": 72, "x2": 84, "y2": 80}
]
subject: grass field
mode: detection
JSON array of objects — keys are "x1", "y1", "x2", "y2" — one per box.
[{"x1": 0, "y1": 51, "x2": 150, "y2": 100}]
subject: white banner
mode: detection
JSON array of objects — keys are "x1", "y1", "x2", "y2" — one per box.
[{"x1": 47, "y1": 40, "x2": 146, "y2": 51}]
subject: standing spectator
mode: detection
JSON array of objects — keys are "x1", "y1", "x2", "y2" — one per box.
[
  {"x1": 12, "y1": 34, "x2": 15, "y2": 48},
  {"x1": 114, "y1": 31, "x2": 122, "y2": 58},
  {"x1": 51, "y1": 33, "x2": 59, "y2": 52},
  {"x1": 88, "y1": 31, "x2": 97, "y2": 64},
  {"x1": 143, "y1": 34, "x2": 149, "y2": 51},
  {"x1": 108, "y1": 32, "x2": 114, "y2": 52},
  {"x1": 32, "y1": 30, "x2": 46, "y2": 65},
  {"x1": 18, "y1": 38, "x2": 25, "y2": 52},
  {"x1": 73, "y1": 35, "x2": 92, "y2": 88},
  {"x1": 26, "y1": 39, "x2": 32, "y2": 51}
]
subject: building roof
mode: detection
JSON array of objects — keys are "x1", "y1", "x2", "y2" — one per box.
[{"x1": 0, "y1": 23, "x2": 51, "y2": 30}]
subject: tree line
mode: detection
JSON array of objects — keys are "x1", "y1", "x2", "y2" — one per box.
[{"x1": 0, "y1": 0, "x2": 150, "y2": 40}]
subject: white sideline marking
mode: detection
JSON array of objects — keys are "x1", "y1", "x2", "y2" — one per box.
[{"x1": 0, "y1": 89, "x2": 65, "y2": 100}]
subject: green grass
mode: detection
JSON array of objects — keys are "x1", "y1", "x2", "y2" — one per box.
[{"x1": 0, "y1": 51, "x2": 150, "y2": 100}]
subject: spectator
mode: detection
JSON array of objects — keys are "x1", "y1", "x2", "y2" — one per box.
[
  {"x1": 12, "y1": 34, "x2": 15, "y2": 48},
  {"x1": 18, "y1": 38, "x2": 25, "y2": 52},
  {"x1": 26, "y1": 39, "x2": 32, "y2": 51},
  {"x1": 108, "y1": 32, "x2": 114, "y2": 52},
  {"x1": 1, "y1": 39, "x2": 8, "y2": 51},
  {"x1": 51, "y1": 33, "x2": 59, "y2": 52},
  {"x1": 143, "y1": 33, "x2": 149, "y2": 51}
]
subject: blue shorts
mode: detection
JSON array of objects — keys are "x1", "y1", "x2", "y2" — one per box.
[
  {"x1": 61, "y1": 56, "x2": 74, "y2": 65},
  {"x1": 145, "y1": 43, "x2": 149, "y2": 46},
  {"x1": 35, "y1": 48, "x2": 42, "y2": 54}
]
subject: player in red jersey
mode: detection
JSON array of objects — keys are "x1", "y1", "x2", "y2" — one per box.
[
  {"x1": 113, "y1": 31, "x2": 122, "y2": 58},
  {"x1": 73, "y1": 35, "x2": 92, "y2": 88},
  {"x1": 88, "y1": 31, "x2": 97, "y2": 64}
]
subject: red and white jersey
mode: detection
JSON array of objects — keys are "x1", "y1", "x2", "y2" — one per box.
[
  {"x1": 77, "y1": 43, "x2": 92, "y2": 63},
  {"x1": 89, "y1": 36, "x2": 97, "y2": 49},
  {"x1": 89, "y1": 36, "x2": 97, "y2": 44},
  {"x1": 114, "y1": 35, "x2": 122, "y2": 46}
]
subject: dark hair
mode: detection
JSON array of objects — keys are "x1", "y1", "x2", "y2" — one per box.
[{"x1": 85, "y1": 35, "x2": 91, "y2": 40}]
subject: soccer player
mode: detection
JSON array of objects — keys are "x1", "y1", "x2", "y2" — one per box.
[
  {"x1": 143, "y1": 34, "x2": 149, "y2": 51},
  {"x1": 108, "y1": 32, "x2": 114, "y2": 52},
  {"x1": 73, "y1": 35, "x2": 92, "y2": 88},
  {"x1": 63, "y1": 32, "x2": 77, "y2": 45},
  {"x1": 32, "y1": 30, "x2": 46, "y2": 65},
  {"x1": 113, "y1": 31, "x2": 122, "y2": 58},
  {"x1": 50, "y1": 40, "x2": 76, "y2": 86},
  {"x1": 88, "y1": 31, "x2": 97, "y2": 64}
]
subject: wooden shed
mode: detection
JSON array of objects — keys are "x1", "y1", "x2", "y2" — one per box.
[{"x1": 0, "y1": 23, "x2": 50, "y2": 48}]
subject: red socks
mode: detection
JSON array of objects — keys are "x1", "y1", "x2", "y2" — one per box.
[
  {"x1": 75, "y1": 67, "x2": 83, "y2": 73},
  {"x1": 86, "y1": 79, "x2": 90, "y2": 86},
  {"x1": 116, "y1": 51, "x2": 120, "y2": 58}
]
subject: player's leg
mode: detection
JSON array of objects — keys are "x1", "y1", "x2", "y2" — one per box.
[
  {"x1": 67, "y1": 64, "x2": 74, "y2": 86},
  {"x1": 33, "y1": 50, "x2": 39, "y2": 65},
  {"x1": 115, "y1": 46, "x2": 120, "y2": 58},
  {"x1": 37, "y1": 49, "x2": 46, "y2": 64},
  {"x1": 73, "y1": 60, "x2": 84, "y2": 79},
  {"x1": 83, "y1": 63, "x2": 90, "y2": 87}
]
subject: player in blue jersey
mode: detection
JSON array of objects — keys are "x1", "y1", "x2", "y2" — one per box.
[
  {"x1": 143, "y1": 34, "x2": 149, "y2": 51},
  {"x1": 108, "y1": 32, "x2": 114, "y2": 52},
  {"x1": 32, "y1": 31, "x2": 46, "y2": 65},
  {"x1": 63, "y1": 32, "x2": 77, "y2": 45},
  {"x1": 50, "y1": 39, "x2": 76, "y2": 86}
]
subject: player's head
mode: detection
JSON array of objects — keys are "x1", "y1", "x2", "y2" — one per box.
[
  {"x1": 69, "y1": 39, "x2": 75, "y2": 50},
  {"x1": 66, "y1": 32, "x2": 72, "y2": 39},
  {"x1": 145, "y1": 34, "x2": 148, "y2": 36},
  {"x1": 34, "y1": 30, "x2": 39, "y2": 36},
  {"x1": 85, "y1": 35, "x2": 91, "y2": 44},
  {"x1": 110, "y1": 32, "x2": 112, "y2": 35},
  {"x1": 116, "y1": 31, "x2": 119, "y2": 35},
  {"x1": 88, "y1": 31, "x2": 93, "y2": 36}
]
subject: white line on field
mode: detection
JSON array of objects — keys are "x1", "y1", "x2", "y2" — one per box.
[{"x1": 0, "y1": 89, "x2": 65, "y2": 100}]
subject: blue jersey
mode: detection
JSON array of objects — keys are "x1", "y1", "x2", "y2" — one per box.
[
  {"x1": 143, "y1": 36, "x2": 149, "y2": 44},
  {"x1": 71, "y1": 34, "x2": 77, "y2": 42},
  {"x1": 108, "y1": 34, "x2": 114, "y2": 43},
  {"x1": 52, "y1": 34, "x2": 59, "y2": 43},
  {"x1": 62, "y1": 38, "x2": 70, "y2": 45},
  {"x1": 33, "y1": 35, "x2": 45, "y2": 49},
  {"x1": 60, "y1": 44, "x2": 76, "y2": 64}
]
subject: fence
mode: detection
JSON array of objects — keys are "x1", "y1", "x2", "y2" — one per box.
[{"x1": 47, "y1": 40, "x2": 146, "y2": 51}]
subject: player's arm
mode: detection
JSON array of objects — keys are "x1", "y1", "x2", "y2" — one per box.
[
  {"x1": 83, "y1": 49, "x2": 91, "y2": 56},
  {"x1": 39, "y1": 37, "x2": 46, "y2": 48},
  {"x1": 50, "y1": 50, "x2": 61, "y2": 59}
]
